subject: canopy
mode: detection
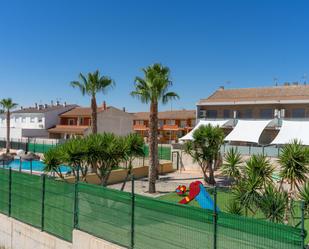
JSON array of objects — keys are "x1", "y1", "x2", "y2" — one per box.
[
  {"x1": 224, "y1": 119, "x2": 272, "y2": 144},
  {"x1": 180, "y1": 120, "x2": 230, "y2": 140},
  {"x1": 271, "y1": 120, "x2": 309, "y2": 145}
]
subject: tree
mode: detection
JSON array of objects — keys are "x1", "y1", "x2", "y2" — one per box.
[
  {"x1": 43, "y1": 147, "x2": 65, "y2": 179},
  {"x1": 184, "y1": 124, "x2": 225, "y2": 185},
  {"x1": 259, "y1": 185, "x2": 287, "y2": 223},
  {"x1": 121, "y1": 133, "x2": 145, "y2": 191},
  {"x1": 131, "y1": 63, "x2": 179, "y2": 193},
  {"x1": 299, "y1": 182, "x2": 309, "y2": 215},
  {"x1": 221, "y1": 147, "x2": 243, "y2": 185},
  {"x1": 0, "y1": 98, "x2": 18, "y2": 153},
  {"x1": 71, "y1": 70, "x2": 114, "y2": 134},
  {"x1": 278, "y1": 139, "x2": 309, "y2": 193},
  {"x1": 245, "y1": 154, "x2": 274, "y2": 188}
]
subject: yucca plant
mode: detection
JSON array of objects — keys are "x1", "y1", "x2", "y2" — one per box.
[
  {"x1": 226, "y1": 200, "x2": 243, "y2": 215},
  {"x1": 245, "y1": 154, "x2": 274, "y2": 188},
  {"x1": 221, "y1": 147, "x2": 243, "y2": 184},
  {"x1": 299, "y1": 182, "x2": 309, "y2": 215},
  {"x1": 43, "y1": 147, "x2": 64, "y2": 179},
  {"x1": 278, "y1": 139, "x2": 309, "y2": 193},
  {"x1": 259, "y1": 185, "x2": 287, "y2": 223}
]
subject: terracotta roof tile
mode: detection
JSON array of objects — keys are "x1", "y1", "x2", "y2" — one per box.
[
  {"x1": 198, "y1": 85, "x2": 309, "y2": 104},
  {"x1": 60, "y1": 106, "x2": 107, "y2": 117}
]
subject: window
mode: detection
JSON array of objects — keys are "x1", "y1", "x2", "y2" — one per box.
[
  {"x1": 38, "y1": 117, "x2": 42, "y2": 123},
  {"x1": 260, "y1": 109, "x2": 273, "y2": 119},
  {"x1": 68, "y1": 119, "x2": 75, "y2": 125},
  {"x1": 166, "y1": 120, "x2": 176, "y2": 125},
  {"x1": 292, "y1": 108, "x2": 305, "y2": 118},
  {"x1": 135, "y1": 120, "x2": 144, "y2": 125},
  {"x1": 158, "y1": 120, "x2": 164, "y2": 127},
  {"x1": 22, "y1": 117, "x2": 26, "y2": 123},
  {"x1": 223, "y1": 110, "x2": 231, "y2": 119},
  {"x1": 30, "y1": 117, "x2": 35, "y2": 123},
  {"x1": 206, "y1": 110, "x2": 218, "y2": 119},
  {"x1": 180, "y1": 120, "x2": 186, "y2": 128},
  {"x1": 241, "y1": 109, "x2": 252, "y2": 119}
]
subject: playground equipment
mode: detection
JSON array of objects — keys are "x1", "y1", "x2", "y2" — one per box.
[
  {"x1": 178, "y1": 181, "x2": 220, "y2": 211},
  {"x1": 175, "y1": 185, "x2": 187, "y2": 195}
]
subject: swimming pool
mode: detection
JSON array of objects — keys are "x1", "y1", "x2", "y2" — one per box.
[{"x1": 3, "y1": 159, "x2": 70, "y2": 173}]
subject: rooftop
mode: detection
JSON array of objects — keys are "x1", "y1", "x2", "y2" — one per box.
[
  {"x1": 12, "y1": 104, "x2": 76, "y2": 114},
  {"x1": 134, "y1": 110, "x2": 196, "y2": 120},
  {"x1": 198, "y1": 84, "x2": 309, "y2": 105}
]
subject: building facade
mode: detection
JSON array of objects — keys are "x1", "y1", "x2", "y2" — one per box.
[
  {"x1": 48, "y1": 103, "x2": 133, "y2": 139},
  {"x1": 0, "y1": 103, "x2": 76, "y2": 139},
  {"x1": 133, "y1": 110, "x2": 196, "y2": 143}
]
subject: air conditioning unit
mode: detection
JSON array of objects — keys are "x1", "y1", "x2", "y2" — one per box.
[{"x1": 199, "y1": 110, "x2": 206, "y2": 118}]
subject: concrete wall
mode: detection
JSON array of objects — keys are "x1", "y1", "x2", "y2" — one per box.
[
  {"x1": 95, "y1": 107, "x2": 133, "y2": 136},
  {"x1": 0, "y1": 214, "x2": 125, "y2": 249}
]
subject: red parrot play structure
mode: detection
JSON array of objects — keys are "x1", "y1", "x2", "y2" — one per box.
[
  {"x1": 175, "y1": 185, "x2": 187, "y2": 196},
  {"x1": 178, "y1": 181, "x2": 220, "y2": 211}
]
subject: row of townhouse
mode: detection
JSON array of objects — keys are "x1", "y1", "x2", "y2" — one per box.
[{"x1": 2, "y1": 83, "x2": 308, "y2": 144}]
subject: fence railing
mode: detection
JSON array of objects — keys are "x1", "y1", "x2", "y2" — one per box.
[{"x1": 0, "y1": 168, "x2": 305, "y2": 248}]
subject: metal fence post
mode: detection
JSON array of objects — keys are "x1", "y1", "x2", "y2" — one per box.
[
  {"x1": 73, "y1": 178, "x2": 79, "y2": 229},
  {"x1": 41, "y1": 174, "x2": 46, "y2": 231},
  {"x1": 8, "y1": 167, "x2": 12, "y2": 217},
  {"x1": 131, "y1": 175, "x2": 135, "y2": 249},
  {"x1": 262, "y1": 146, "x2": 265, "y2": 156},
  {"x1": 213, "y1": 186, "x2": 217, "y2": 249},
  {"x1": 301, "y1": 201, "x2": 305, "y2": 249}
]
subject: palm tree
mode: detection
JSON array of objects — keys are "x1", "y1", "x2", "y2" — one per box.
[
  {"x1": 221, "y1": 148, "x2": 243, "y2": 185},
  {"x1": 0, "y1": 98, "x2": 18, "y2": 153},
  {"x1": 299, "y1": 182, "x2": 309, "y2": 215},
  {"x1": 259, "y1": 185, "x2": 287, "y2": 223},
  {"x1": 70, "y1": 70, "x2": 114, "y2": 134},
  {"x1": 184, "y1": 124, "x2": 225, "y2": 185},
  {"x1": 278, "y1": 139, "x2": 309, "y2": 193},
  {"x1": 131, "y1": 63, "x2": 179, "y2": 193},
  {"x1": 121, "y1": 133, "x2": 145, "y2": 191}
]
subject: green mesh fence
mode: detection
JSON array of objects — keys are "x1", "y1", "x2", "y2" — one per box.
[
  {"x1": 77, "y1": 183, "x2": 132, "y2": 247},
  {"x1": 0, "y1": 169, "x2": 305, "y2": 248},
  {"x1": 143, "y1": 145, "x2": 171, "y2": 160},
  {"x1": 44, "y1": 178, "x2": 74, "y2": 241},
  {"x1": 134, "y1": 195, "x2": 214, "y2": 249},
  {"x1": 28, "y1": 143, "x2": 56, "y2": 154},
  {"x1": 0, "y1": 169, "x2": 9, "y2": 215},
  {"x1": 11, "y1": 171, "x2": 42, "y2": 228}
]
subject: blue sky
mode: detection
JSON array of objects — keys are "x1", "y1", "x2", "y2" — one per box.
[{"x1": 0, "y1": 0, "x2": 308, "y2": 112}]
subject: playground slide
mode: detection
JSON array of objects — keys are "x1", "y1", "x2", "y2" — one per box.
[{"x1": 179, "y1": 181, "x2": 220, "y2": 212}]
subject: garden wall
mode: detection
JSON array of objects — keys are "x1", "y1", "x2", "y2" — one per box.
[
  {"x1": 0, "y1": 213, "x2": 124, "y2": 249},
  {"x1": 65, "y1": 161, "x2": 174, "y2": 184}
]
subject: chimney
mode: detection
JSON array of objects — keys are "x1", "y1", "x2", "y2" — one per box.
[
  {"x1": 51, "y1": 100, "x2": 54, "y2": 106},
  {"x1": 35, "y1": 103, "x2": 38, "y2": 109},
  {"x1": 102, "y1": 101, "x2": 107, "y2": 110},
  {"x1": 122, "y1": 107, "x2": 126, "y2": 112},
  {"x1": 56, "y1": 101, "x2": 60, "y2": 106},
  {"x1": 20, "y1": 106, "x2": 23, "y2": 110},
  {"x1": 44, "y1": 104, "x2": 48, "y2": 109},
  {"x1": 219, "y1": 86, "x2": 224, "y2": 90},
  {"x1": 63, "y1": 101, "x2": 67, "y2": 107}
]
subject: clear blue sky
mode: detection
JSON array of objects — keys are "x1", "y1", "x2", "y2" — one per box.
[{"x1": 0, "y1": 0, "x2": 308, "y2": 112}]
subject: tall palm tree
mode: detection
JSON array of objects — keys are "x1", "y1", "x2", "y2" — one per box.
[
  {"x1": 70, "y1": 70, "x2": 114, "y2": 134},
  {"x1": 131, "y1": 63, "x2": 179, "y2": 193},
  {"x1": 0, "y1": 98, "x2": 18, "y2": 153}
]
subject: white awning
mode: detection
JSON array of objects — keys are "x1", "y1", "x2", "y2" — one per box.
[
  {"x1": 224, "y1": 120, "x2": 273, "y2": 144},
  {"x1": 180, "y1": 120, "x2": 230, "y2": 141},
  {"x1": 271, "y1": 120, "x2": 309, "y2": 145}
]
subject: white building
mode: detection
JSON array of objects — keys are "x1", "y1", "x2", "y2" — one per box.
[{"x1": 0, "y1": 103, "x2": 76, "y2": 139}]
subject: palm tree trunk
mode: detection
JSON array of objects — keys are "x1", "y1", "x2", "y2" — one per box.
[
  {"x1": 208, "y1": 160, "x2": 216, "y2": 185},
  {"x1": 6, "y1": 110, "x2": 10, "y2": 154},
  {"x1": 148, "y1": 101, "x2": 158, "y2": 193},
  {"x1": 91, "y1": 96, "x2": 97, "y2": 134}
]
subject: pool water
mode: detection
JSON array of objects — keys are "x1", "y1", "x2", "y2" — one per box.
[{"x1": 4, "y1": 159, "x2": 70, "y2": 173}]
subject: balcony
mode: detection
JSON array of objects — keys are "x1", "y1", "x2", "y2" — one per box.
[{"x1": 133, "y1": 124, "x2": 148, "y2": 131}]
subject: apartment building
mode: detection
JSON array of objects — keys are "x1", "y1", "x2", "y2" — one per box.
[{"x1": 133, "y1": 110, "x2": 196, "y2": 143}]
